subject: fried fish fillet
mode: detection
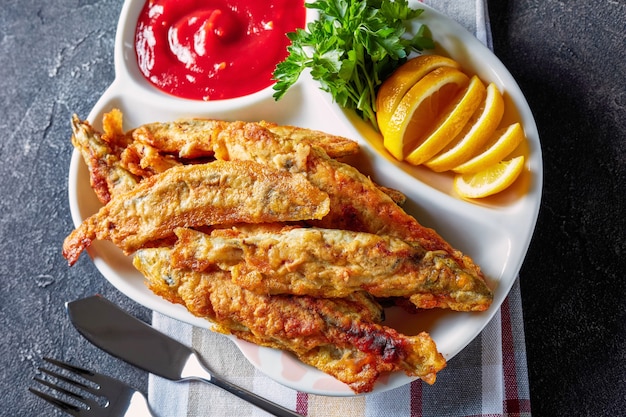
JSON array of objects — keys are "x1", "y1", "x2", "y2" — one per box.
[
  {"x1": 133, "y1": 247, "x2": 446, "y2": 393},
  {"x1": 132, "y1": 118, "x2": 360, "y2": 159},
  {"x1": 171, "y1": 227, "x2": 492, "y2": 311},
  {"x1": 73, "y1": 112, "x2": 408, "y2": 206},
  {"x1": 62, "y1": 160, "x2": 330, "y2": 265},
  {"x1": 191, "y1": 121, "x2": 488, "y2": 293},
  {"x1": 128, "y1": 119, "x2": 490, "y2": 306}
]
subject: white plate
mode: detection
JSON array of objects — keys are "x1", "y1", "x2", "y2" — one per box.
[{"x1": 68, "y1": 0, "x2": 542, "y2": 396}]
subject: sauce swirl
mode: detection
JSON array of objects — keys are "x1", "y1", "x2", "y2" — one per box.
[{"x1": 135, "y1": 0, "x2": 305, "y2": 100}]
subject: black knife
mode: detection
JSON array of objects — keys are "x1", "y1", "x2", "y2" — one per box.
[{"x1": 66, "y1": 295, "x2": 304, "y2": 417}]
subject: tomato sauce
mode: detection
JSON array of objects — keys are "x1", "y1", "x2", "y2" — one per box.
[{"x1": 135, "y1": 0, "x2": 305, "y2": 100}]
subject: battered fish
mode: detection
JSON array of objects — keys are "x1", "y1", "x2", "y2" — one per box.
[
  {"x1": 132, "y1": 118, "x2": 360, "y2": 159},
  {"x1": 134, "y1": 247, "x2": 446, "y2": 393},
  {"x1": 73, "y1": 112, "x2": 408, "y2": 206},
  {"x1": 172, "y1": 227, "x2": 492, "y2": 311},
  {"x1": 63, "y1": 160, "x2": 330, "y2": 265},
  {"x1": 190, "y1": 121, "x2": 488, "y2": 291},
  {"x1": 124, "y1": 118, "x2": 489, "y2": 307}
]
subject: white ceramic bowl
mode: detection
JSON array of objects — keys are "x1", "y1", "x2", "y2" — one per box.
[{"x1": 68, "y1": 0, "x2": 542, "y2": 396}]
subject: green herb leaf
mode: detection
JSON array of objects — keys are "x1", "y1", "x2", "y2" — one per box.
[{"x1": 273, "y1": 0, "x2": 433, "y2": 131}]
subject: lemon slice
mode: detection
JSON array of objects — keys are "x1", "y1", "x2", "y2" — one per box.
[
  {"x1": 425, "y1": 83, "x2": 505, "y2": 172},
  {"x1": 405, "y1": 75, "x2": 486, "y2": 166},
  {"x1": 382, "y1": 67, "x2": 469, "y2": 160},
  {"x1": 376, "y1": 55, "x2": 460, "y2": 133},
  {"x1": 453, "y1": 156, "x2": 525, "y2": 198},
  {"x1": 453, "y1": 122, "x2": 525, "y2": 174}
]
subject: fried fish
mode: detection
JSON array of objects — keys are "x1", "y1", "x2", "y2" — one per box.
[
  {"x1": 73, "y1": 112, "x2": 409, "y2": 206},
  {"x1": 132, "y1": 118, "x2": 360, "y2": 159},
  {"x1": 172, "y1": 227, "x2": 492, "y2": 311},
  {"x1": 63, "y1": 160, "x2": 330, "y2": 265},
  {"x1": 185, "y1": 120, "x2": 487, "y2": 289},
  {"x1": 64, "y1": 110, "x2": 491, "y2": 392},
  {"x1": 134, "y1": 247, "x2": 447, "y2": 393},
  {"x1": 86, "y1": 115, "x2": 489, "y2": 308}
]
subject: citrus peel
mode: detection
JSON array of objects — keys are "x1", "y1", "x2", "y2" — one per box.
[
  {"x1": 452, "y1": 123, "x2": 524, "y2": 174},
  {"x1": 425, "y1": 82, "x2": 505, "y2": 172},
  {"x1": 382, "y1": 66, "x2": 469, "y2": 160},
  {"x1": 405, "y1": 75, "x2": 486, "y2": 166},
  {"x1": 376, "y1": 55, "x2": 460, "y2": 133},
  {"x1": 453, "y1": 156, "x2": 525, "y2": 198}
]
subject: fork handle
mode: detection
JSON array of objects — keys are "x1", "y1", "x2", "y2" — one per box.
[{"x1": 182, "y1": 353, "x2": 305, "y2": 417}]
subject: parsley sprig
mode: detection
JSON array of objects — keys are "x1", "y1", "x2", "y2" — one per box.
[{"x1": 273, "y1": 0, "x2": 434, "y2": 131}]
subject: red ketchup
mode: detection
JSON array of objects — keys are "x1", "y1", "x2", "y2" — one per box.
[{"x1": 135, "y1": 0, "x2": 305, "y2": 100}]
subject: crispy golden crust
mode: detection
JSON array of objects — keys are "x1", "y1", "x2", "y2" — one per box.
[
  {"x1": 305, "y1": 148, "x2": 484, "y2": 281},
  {"x1": 132, "y1": 118, "x2": 359, "y2": 159},
  {"x1": 75, "y1": 113, "x2": 407, "y2": 206},
  {"x1": 134, "y1": 247, "x2": 446, "y2": 393},
  {"x1": 120, "y1": 141, "x2": 182, "y2": 178},
  {"x1": 195, "y1": 120, "x2": 487, "y2": 289},
  {"x1": 172, "y1": 227, "x2": 492, "y2": 311},
  {"x1": 62, "y1": 160, "x2": 330, "y2": 265},
  {"x1": 70, "y1": 114, "x2": 138, "y2": 204},
  {"x1": 259, "y1": 121, "x2": 360, "y2": 159},
  {"x1": 101, "y1": 108, "x2": 133, "y2": 149}
]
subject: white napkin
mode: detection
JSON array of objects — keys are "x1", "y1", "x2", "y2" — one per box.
[{"x1": 148, "y1": 1, "x2": 532, "y2": 416}]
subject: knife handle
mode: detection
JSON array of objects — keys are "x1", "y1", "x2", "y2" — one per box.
[{"x1": 182, "y1": 353, "x2": 305, "y2": 417}]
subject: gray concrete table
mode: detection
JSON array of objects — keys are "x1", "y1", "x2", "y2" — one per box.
[{"x1": 1, "y1": 1, "x2": 624, "y2": 416}]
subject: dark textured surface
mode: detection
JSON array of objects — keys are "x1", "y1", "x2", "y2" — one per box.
[
  {"x1": 1, "y1": 1, "x2": 624, "y2": 417},
  {"x1": 489, "y1": 1, "x2": 626, "y2": 416},
  {"x1": 0, "y1": 2, "x2": 150, "y2": 416}
]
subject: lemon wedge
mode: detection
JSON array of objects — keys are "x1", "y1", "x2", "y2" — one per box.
[
  {"x1": 405, "y1": 75, "x2": 486, "y2": 166},
  {"x1": 382, "y1": 66, "x2": 469, "y2": 160},
  {"x1": 375, "y1": 54, "x2": 529, "y2": 199},
  {"x1": 376, "y1": 55, "x2": 460, "y2": 133},
  {"x1": 425, "y1": 82, "x2": 505, "y2": 172},
  {"x1": 453, "y1": 156, "x2": 525, "y2": 198},
  {"x1": 453, "y1": 122, "x2": 525, "y2": 174}
]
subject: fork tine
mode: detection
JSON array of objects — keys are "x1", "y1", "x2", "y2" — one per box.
[
  {"x1": 44, "y1": 357, "x2": 97, "y2": 380},
  {"x1": 32, "y1": 357, "x2": 104, "y2": 414},
  {"x1": 33, "y1": 375, "x2": 87, "y2": 401},
  {"x1": 28, "y1": 386, "x2": 82, "y2": 417},
  {"x1": 38, "y1": 364, "x2": 101, "y2": 397},
  {"x1": 30, "y1": 357, "x2": 154, "y2": 417}
]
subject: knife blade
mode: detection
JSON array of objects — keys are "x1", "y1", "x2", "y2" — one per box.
[{"x1": 66, "y1": 295, "x2": 304, "y2": 417}]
